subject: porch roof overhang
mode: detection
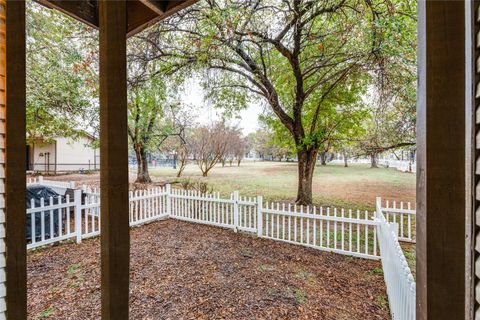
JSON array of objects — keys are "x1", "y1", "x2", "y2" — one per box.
[{"x1": 34, "y1": 0, "x2": 198, "y2": 37}]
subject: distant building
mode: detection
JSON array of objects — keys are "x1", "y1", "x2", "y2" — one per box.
[{"x1": 27, "y1": 134, "x2": 99, "y2": 173}]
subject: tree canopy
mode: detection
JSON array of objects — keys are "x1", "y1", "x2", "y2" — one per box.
[
  {"x1": 26, "y1": 2, "x2": 98, "y2": 142},
  {"x1": 135, "y1": 0, "x2": 417, "y2": 203}
]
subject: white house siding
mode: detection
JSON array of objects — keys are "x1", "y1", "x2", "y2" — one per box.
[
  {"x1": 30, "y1": 140, "x2": 56, "y2": 173},
  {"x1": 0, "y1": 2, "x2": 6, "y2": 318},
  {"x1": 54, "y1": 137, "x2": 98, "y2": 172},
  {"x1": 31, "y1": 136, "x2": 99, "y2": 173}
]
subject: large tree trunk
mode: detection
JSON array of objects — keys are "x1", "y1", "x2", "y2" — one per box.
[
  {"x1": 370, "y1": 153, "x2": 378, "y2": 168},
  {"x1": 320, "y1": 151, "x2": 327, "y2": 165},
  {"x1": 296, "y1": 149, "x2": 318, "y2": 205},
  {"x1": 176, "y1": 159, "x2": 187, "y2": 177},
  {"x1": 134, "y1": 145, "x2": 152, "y2": 183},
  {"x1": 343, "y1": 152, "x2": 348, "y2": 167}
]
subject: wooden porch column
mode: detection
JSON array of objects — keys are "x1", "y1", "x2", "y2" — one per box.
[
  {"x1": 99, "y1": 1, "x2": 129, "y2": 319},
  {"x1": 417, "y1": 1, "x2": 468, "y2": 319},
  {"x1": 4, "y1": 0, "x2": 27, "y2": 318}
]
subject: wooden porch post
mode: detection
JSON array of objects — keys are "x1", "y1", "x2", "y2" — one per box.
[
  {"x1": 417, "y1": 1, "x2": 467, "y2": 319},
  {"x1": 4, "y1": 0, "x2": 27, "y2": 318},
  {"x1": 99, "y1": 1, "x2": 129, "y2": 319}
]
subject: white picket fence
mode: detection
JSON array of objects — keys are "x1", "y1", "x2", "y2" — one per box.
[
  {"x1": 376, "y1": 197, "x2": 416, "y2": 320},
  {"x1": 27, "y1": 176, "x2": 76, "y2": 195},
  {"x1": 379, "y1": 159, "x2": 416, "y2": 173},
  {"x1": 381, "y1": 200, "x2": 416, "y2": 243},
  {"x1": 27, "y1": 185, "x2": 171, "y2": 249},
  {"x1": 26, "y1": 179, "x2": 417, "y2": 319},
  {"x1": 168, "y1": 189, "x2": 380, "y2": 259},
  {"x1": 25, "y1": 184, "x2": 380, "y2": 259},
  {"x1": 27, "y1": 190, "x2": 81, "y2": 249},
  {"x1": 260, "y1": 202, "x2": 379, "y2": 259}
]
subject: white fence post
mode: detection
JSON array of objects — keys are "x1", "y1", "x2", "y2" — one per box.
[
  {"x1": 375, "y1": 197, "x2": 382, "y2": 219},
  {"x1": 74, "y1": 189, "x2": 82, "y2": 243},
  {"x1": 233, "y1": 191, "x2": 239, "y2": 231},
  {"x1": 257, "y1": 196, "x2": 263, "y2": 237},
  {"x1": 166, "y1": 184, "x2": 171, "y2": 216},
  {"x1": 38, "y1": 176, "x2": 44, "y2": 184},
  {"x1": 69, "y1": 181, "x2": 76, "y2": 189}
]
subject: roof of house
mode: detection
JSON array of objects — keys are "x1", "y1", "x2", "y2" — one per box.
[{"x1": 35, "y1": 0, "x2": 198, "y2": 37}]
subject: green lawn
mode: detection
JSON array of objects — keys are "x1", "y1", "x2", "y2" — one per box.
[{"x1": 149, "y1": 161, "x2": 415, "y2": 210}]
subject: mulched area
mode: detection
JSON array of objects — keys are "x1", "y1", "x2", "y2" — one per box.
[{"x1": 28, "y1": 219, "x2": 390, "y2": 320}]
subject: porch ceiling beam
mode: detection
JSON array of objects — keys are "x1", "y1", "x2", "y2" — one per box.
[
  {"x1": 35, "y1": 0, "x2": 98, "y2": 29},
  {"x1": 126, "y1": 1, "x2": 159, "y2": 37},
  {"x1": 99, "y1": 1, "x2": 130, "y2": 319},
  {"x1": 137, "y1": 0, "x2": 166, "y2": 16},
  {"x1": 5, "y1": 0, "x2": 27, "y2": 318},
  {"x1": 34, "y1": 0, "x2": 200, "y2": 37},
  {"x1": 163, "y1": 0, "x2": 198, "y2": 14},
  {"x1": 127, "y1": 0, "x2": 199, "y2": 37}
]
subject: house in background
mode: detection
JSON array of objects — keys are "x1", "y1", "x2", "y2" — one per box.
[{"x1": 27, "y1": 133, "x2": 99, "y2": 173}]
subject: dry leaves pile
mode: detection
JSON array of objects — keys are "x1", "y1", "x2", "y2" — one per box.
[{"x1": 28, "y1": 220, "x2": 389, "y2": 320}]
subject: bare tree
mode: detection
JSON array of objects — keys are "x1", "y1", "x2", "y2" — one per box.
[
  {"x1": 190, "y1": 122, "x2": 230, "y2": 177},
  {"x1": 222, "y1": 126, "x2": 247, "y2": 166},
  {"x1": 175, "y1": 145, "x2": 189, "y2": 177},
  {"x1": 231, "y1": 133, "x2": 248, "y2": 166}
]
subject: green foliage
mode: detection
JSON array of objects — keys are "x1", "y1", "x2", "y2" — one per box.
[
  {"x1": 36, "y1": 306, "x2": 54, "y2": 319},
  {"x1": 139, "y1": 0, "x2": 416, "y2": 158},
  {"x1": 128, "y1": 73, "x2": 168, "y2": 151},
  {"x1": 368, "y1": 267, "x2": 384, "y2": 276},
  {"x1": 26, "y1": 2, "x2": 98, "y2": 141},
  {"x1": 262, "y1": 72, "x2": 370, "y2": 153}
]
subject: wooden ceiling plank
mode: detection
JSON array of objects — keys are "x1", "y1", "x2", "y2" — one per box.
[
  {"x1": 164, "y1": 0, "x2": 198, "y2": 13},
  {"x1": 126, "y1": 1, "x2": 159, "y2": 37},
  {"x1": 127, "y1": 0, "x2": 199, "y2": 37},
  {"x1": 35, "y1": 0, "x2": 98, "y2": 29},
  {"x1": 137, "y1": 0, "x2": 165, "y2": 15},
  {"x1": 35, "y1": 0, "x2": 199, "y2": 38}
]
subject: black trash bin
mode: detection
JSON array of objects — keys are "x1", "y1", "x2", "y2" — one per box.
[{"x1": 26, "y1": 186, "x2": 66, "y2": 242}]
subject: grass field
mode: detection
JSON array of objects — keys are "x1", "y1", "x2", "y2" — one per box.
[{"x1": 149, "y1": 161, "x2": 416, "y2": 210}]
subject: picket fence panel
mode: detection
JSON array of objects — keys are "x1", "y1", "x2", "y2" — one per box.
[
  {"x1": 376, "y1": 197, "x2": 416, "y2": 320},
  {"x1": 381, "y1": 200, "x2": 416, "y2": 243},
  {"x1": 27, "y1": 189, "x2": 81, "y2": 249},
  {"x1": 170, "y1": 189, "x2": 235, "y2": 228},
  {"x1": 260, "y1": 203, "x2": 378, "y2": 259},
  {"x1": 82, "y1": 189, "x2": 101, "y2": 239},
  {"x1": 129, "y1": 186, "x2": 169, "y2": 227},
  {"x1": 26, "y1": 184, "x2": 383, "y2": 260},
  {"x1": 27, "y1": 176, "x2": 76, "y2": 189}
]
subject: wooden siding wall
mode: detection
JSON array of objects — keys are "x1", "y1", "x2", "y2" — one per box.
[
  {"x1": 0, "y1": 2, "x2": 5, "y2": 318},
  {"x1": 472, "y1": 1, "x2": 480, "y2": 317},
  {"x1": 5, "y1": 0, "x2": 27, "y2": 319}
]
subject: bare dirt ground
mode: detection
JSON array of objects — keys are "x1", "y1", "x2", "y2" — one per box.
[{"x1": 28, "y1": 220, "x2": 389, "y2": 320}]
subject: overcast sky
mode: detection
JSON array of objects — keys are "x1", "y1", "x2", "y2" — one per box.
[{"x1": 180, "y1": 79, "x2": 262, "y2": 135}]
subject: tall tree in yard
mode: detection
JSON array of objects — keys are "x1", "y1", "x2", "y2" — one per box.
[
  {"x1": 127, "y1": 74, "x2": 180, "y2": 183},
  {"x1": 138, "y1": 0, "x2": 415, "y2": 204}
]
